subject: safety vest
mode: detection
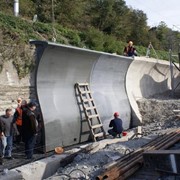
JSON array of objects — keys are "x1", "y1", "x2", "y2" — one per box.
[{"x1": 16, "y1": 107, "x2": 23, "y2": 126}]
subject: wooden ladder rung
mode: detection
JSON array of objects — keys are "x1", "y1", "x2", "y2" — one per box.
[
  {"x1": 85, "y1": 106, "x2": 96, "y2": 110},
  {"x1": 91, "y1": 124, "x2": 103, "y2": 129},
  {"x1": 80, "y1": 90, "x2": 91, "y2": 94},
  {"x1": 83, "y1": 98, "x2": 93, "y2": 102},
  {"x1": 94, "y1": 132, "x2": 104, "y2": 138},
  {"x1": 77, "y1": 83, "x2": 89, "y2": 86},
  {"x1": 88, "y1": 114, "x2": 99, "y2": 119}
]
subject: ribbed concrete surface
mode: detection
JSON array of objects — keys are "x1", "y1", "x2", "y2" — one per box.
[
  {"x1": 126, "y1": 56, "x2": 180, "y2": 126},
  {"x1": 32, "y1": 41, "x2": 133, "y2": 152}
]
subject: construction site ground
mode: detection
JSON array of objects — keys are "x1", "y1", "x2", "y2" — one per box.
[{"x1": 0, "y1": 94, "x2": 179, "y2": 180}]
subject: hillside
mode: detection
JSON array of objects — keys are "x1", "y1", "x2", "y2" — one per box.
[{"x1": 0, "y1": 11, "x2": 178, "y2": 79}]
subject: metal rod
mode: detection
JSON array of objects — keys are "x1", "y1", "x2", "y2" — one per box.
[{"x1": 96, "y1": 129, "x2": 180, "y2": 180}]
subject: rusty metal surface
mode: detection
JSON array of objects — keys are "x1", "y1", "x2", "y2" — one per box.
[{"x1": 96, "y1": 129, "x2": 180, "y2": 180}]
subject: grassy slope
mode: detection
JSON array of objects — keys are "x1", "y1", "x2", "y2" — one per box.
[{"x1": 0, "y1": 12, "x2": 175, "y2": 78}]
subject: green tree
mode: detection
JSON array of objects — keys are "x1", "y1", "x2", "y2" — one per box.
[
  {"x1": 55, "y1": 0, "x2": 87, "y2": 28},
  {"x1": 127, "y1": 9, "x2": 148, "y2": 46}
]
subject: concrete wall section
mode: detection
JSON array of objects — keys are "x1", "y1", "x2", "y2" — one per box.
[
  {"x1": 91, "y1": 55, "x2": 133, "y2": 130},
  {"x1": 31, "y1": 41, "x2": 132, "y2": 152},
  {"x1": 126, "y1": 57, "x2": 180, "y2": 126},
  {"x1": 36, "y1": 44, "x2": 100, "y2": 151}
]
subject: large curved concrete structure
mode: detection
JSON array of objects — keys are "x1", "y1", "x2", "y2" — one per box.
[
  {"x1": 126, "y1": 57, "x2": 180, "y2": 126},
  {"x1": 31, "y1": 41, "x2": 180, "y2": 152},
  {"x1": 31, "y1": 41, "x2": 132, "y2": 152}
]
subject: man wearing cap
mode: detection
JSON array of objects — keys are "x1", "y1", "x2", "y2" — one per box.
[
  {"x1": 22, "y1": 102, "x2": 38, "y2": 160},
  {"x1": 108, "y1": 112, "x2": 123, "y2": 138}
]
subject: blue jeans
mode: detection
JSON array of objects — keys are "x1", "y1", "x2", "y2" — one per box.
[
  {"x1": 24, "y1": 135, "x2": 36, "y2": 159},
  {"x1": 1, "y1": 135, "x2": 13, "y2": 157}
]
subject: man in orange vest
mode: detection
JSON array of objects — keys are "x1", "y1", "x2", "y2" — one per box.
[
  {"x1": 13, "y1": 100, "x2": 27, "y2": 144},
  {"x1": 123, "y1": 41, "x2": 137, "y2": 57}
]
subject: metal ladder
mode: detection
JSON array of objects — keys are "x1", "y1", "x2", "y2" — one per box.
[{"x1": 75, "y1": 83, "x2": 106, "y2": 141}]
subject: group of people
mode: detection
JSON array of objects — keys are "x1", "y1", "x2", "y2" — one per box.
[
  {"x1": 0, "y1": 98, "x2": 41, "y2": 165},
  {"x1": 0, "y1": 97, "x2": 124, "y2": 165}
]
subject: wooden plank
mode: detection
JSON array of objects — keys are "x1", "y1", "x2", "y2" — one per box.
[
  {"x1": 85, "y1": 106, "x2": 96, "y2": 110},
  {"x1": 88, "y1": 114, "x2": 99, "y2": 119},
  {"x1": 92, "y1": 124, "x2": 103, "y2": 129},
  {"x1": 80, "y1": 90, "x2": 91, "y2": 94},
  {"x1": 76, "y1": 83, "x2": 89, "y2": 86},
  {"x1": 94, "y1": 132, "x2": 104, "y2": 137},
  {"x1": 83, "y1": 98, "x2": 93, "y2": 102},
  {"x1": 60, "y1": 143, "x2": 99, "y2": 167}
]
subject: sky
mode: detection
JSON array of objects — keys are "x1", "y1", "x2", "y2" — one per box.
[{"x1": 125, "y1": 0, "x2": 180, "y2": 30}]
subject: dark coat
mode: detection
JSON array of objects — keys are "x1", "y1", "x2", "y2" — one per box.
[
  {"x1": 22, "y1": 107, "x2": 37, "y2": 138},
  {"x1": 109, "y1": 118, "x2": 123, "y2": 133}
]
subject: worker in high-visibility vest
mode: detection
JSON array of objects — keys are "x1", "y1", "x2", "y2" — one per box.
[{"x1": 13, "y1": 100, "x2": 27, "y2": 144}]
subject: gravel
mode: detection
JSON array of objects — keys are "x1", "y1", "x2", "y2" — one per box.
[{"x1": 46, "y1": 94, "x2": 180, "y2": 180}]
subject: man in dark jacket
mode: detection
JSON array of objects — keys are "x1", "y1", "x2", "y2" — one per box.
[
  {"x1": 108, "y1": 112, "x2": 123, "y2": 138},
  {"x1": 22, "y1": 102, "x2": 37, "y2": 159}
]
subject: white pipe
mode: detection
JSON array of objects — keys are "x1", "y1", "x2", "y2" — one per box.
[{"x1": 14, "y1": 0, "x2": 19, "y2": 17}]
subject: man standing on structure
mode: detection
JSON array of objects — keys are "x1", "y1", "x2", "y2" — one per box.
[
  {"x1": 108, "y1": 112, "x2": 123, "y2": 138},
  {"x1": 123, "y1": 41, "x2": 137, "y2": 57}
]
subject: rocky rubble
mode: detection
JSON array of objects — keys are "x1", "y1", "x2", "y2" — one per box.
[
  {"x1": 137, "y1": 98, "x2": 180, "y2": 136},
  {"x1": 46, "y1": 95, "x2": 180, "y2": 180}
]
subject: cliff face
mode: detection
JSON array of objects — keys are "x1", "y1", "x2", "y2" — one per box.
[
  {"x1": 0, "y1": 60, "x2": 31, "y2": 86},
  {"x1": 0, "y1": 46, "x2": 36, "y2": 115}
]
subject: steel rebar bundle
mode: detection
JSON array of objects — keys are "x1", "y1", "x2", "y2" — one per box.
[{"x1": 96, "y1": 128, "x2": 180, "y2": 180}]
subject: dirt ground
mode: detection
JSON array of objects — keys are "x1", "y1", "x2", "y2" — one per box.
[{"x1": 46, "y1": 93, "x2": 180, "y2": 180}]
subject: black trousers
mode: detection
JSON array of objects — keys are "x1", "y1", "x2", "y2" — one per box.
[{"x1": 24, "y1": 135, "x2": 36, "y2": 159}]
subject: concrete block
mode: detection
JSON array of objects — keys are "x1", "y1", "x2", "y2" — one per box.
[
  {"x1": 2, "y1": 154, "x2": 67, "y2": 180},
  {"x1": 0, "y1": 169, "x2": 22, "y2": 180}
]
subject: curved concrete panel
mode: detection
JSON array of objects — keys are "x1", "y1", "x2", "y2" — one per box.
[
  {"x1": 31, "y1": 41, "x2": 132, "y2": 152},
  {"x1": 126, "y1": 57, "x2": 180, "y2": 126},
  {"x1": 91, "y1": 55, "x2": 132, "y2": 131}
]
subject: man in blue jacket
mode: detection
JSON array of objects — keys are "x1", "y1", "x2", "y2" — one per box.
[{"x1": 108, "y1": 112, "x2": 123, "y2": 138}]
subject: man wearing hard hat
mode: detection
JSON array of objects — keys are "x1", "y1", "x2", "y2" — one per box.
[{"x1": 108, "y1": 112, "x2": 123, "y2": 138}]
